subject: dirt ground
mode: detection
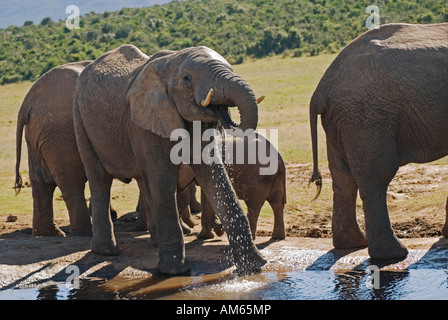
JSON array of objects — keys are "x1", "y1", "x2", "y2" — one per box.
[
  {"x1": 1, "y1": 162, "x2": 448, "y2": 292},
  {"x1": 4, "y1": 163, "x2": 447, "y2": 240},
  {"x1": 281, "y1": 162, "x2": 448, "y2": 239}
]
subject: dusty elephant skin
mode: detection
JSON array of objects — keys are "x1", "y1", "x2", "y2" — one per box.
[
  {"x1": 310, "y1": 23, "x2": 448, "y2": 260},
  {"x1": 73, "y1": 45, "x2": 266, "y2": 275},
  {"x1": 14, "y1": 61, "x2": 93, "y2": 237}
]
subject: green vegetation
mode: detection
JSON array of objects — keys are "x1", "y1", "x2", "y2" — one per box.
[{"x1": 2, "y1": 0, "x2": 448, "y2": 84}]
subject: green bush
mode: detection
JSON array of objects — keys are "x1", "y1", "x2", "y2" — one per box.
[
  {"x1": 1, "y1": 74, "x2": 22, "y2": 85},
  {"x1": 40, "y1": 17, "x2": 53, "y2": 26},
  {"x1": 1, "y1": 0, "x2": 448, "y2": 84}
]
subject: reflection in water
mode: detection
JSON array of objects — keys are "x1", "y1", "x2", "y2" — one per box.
[
  {"x1": 2, "y1": 242, "x2": 448, "y2": 300},
  {"x1": 0, "y1": 280, "x2": 118, "y2": 300},
  {"x1": 1, "y1": 269, "x2": 447, "y2": 300},
  {"x1": 249, "y1": 270, "x2": 448, "y2": 300}
]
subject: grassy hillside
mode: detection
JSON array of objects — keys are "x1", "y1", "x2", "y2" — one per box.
[{"x1": 2, "y1": 0, "x2": 448, "y2": 84}]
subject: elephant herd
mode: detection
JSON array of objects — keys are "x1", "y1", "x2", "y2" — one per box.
[{"x1": 13, "y1": 22, "x2": 448, "y2": 275}]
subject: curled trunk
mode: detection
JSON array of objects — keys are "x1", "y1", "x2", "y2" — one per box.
[
  {"x1": 198, "y1": 71, "x2": 259, "y2": 132},
  {"x1": 223, "y1": 76, "x2": 258, "y2": 132}
]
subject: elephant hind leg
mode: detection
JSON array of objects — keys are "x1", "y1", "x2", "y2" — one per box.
[
  {"x1": 357, "y1": 179, "x2": 407, "y2": 260},
  {"x1": 57, "y1": 181, "x2": 91, "y2": 236},
  {"x1": 267, "y1": 194, "x2": 286, "y2": 240},
  {"x1": 177, "y1": 188, "x2": 195, "y2": 230},
  {"x1": 188, "y1": 185, "x2": 202, "y2": 214},
  {"x1": 198, "y1": 191, "x2": 223, "y2": 239},
  {"x1": 29, "y1": 160, "x2": 64, "y2": 237},
  {"x1": 245, "y1": 199, "x2": 264, "y2": 240},
  {"x1": 350, "y1": 149, "x2": 407, "y2": 260},
  {"x1": 327, "y1": 140, "x2": 367, "y2": 249}
]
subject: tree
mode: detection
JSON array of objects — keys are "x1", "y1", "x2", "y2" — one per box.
[
  {"x1": 249, "y1": 27, "x2": 289, "y2": 58},
  {"x1": 40, "y1": 17, "x2": 53, "y2": 26}
]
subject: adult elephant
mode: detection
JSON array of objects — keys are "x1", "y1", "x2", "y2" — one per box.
[
  {"x1": 310, "y1": 23, "x2": 448, "y2": 260},
  {"x1": 15, "y1": 61, "x2": 93, "y2": 237},
  {"x1": 73, "y1": 44, "x2": 266, "y2": 275}
]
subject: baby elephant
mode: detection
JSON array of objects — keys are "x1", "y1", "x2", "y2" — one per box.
[{"x1": 180, "y1": 131, "x2": 287, "y2": 240}]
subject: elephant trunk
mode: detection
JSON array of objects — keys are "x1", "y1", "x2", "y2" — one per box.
[
  {"x1": 224, "y1": 75, "x2": 259, "y2": 132},
  {"x1": 198, "y1": 71, "x2": 259, "y2": 132}
]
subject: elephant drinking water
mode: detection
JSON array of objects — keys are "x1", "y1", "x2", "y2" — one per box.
[{"x1": 73, "y1": 45, "x2": 266, "y2": 275}]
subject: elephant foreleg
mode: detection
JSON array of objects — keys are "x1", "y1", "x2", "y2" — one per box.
[
  {"x1": 135, "y1": 136, "x2": 190, "y2": 275},
  {"x1": 147, "y1": 170, "x2": 190, "y2": 275}
]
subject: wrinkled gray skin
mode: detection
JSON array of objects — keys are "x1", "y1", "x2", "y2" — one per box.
[
  {"x1": 310, "y1": 23, "x2": 448, "y2": 260},
  {"x1": 15, "y1": 61, "x2": 93, "y2": 237},
  {"x1": 135, "y1": 183, "x2": 198, "y2": 237},
  {"x1": 73, "y1": 45, "x2": 266, "y2": 275},
  {"x1": 178, "y1": 132, "x2": 287, "y2": 240}
]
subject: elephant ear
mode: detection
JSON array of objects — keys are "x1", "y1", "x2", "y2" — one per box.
[{"x1": 127, "y1": 56, "x2": 184, "y2": 138}]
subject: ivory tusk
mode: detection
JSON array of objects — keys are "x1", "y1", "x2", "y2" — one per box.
[
  {"x1": 201, "y1": 89, "x2": 214, "y2": 107},
  {"x1": 256, "y1": 95, "x2": 265, "y2": 104}
]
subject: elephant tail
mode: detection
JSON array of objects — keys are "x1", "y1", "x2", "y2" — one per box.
[
  {"x1": 309, "y1": 95, "x2": 322, "y2": 200},
  {"x1": 14, "y1": 105, "x2": 30, "y2": 195},
  {"x1": 279, "y1": 156, "x2": 287, "y2": 205}
]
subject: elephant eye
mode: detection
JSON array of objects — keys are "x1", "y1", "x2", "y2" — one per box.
[{"x1": 183, "y1": 75, "x2": 192, "y2": 83}]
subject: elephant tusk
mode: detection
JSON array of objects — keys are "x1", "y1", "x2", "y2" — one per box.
[
  {"x1": 201, "y1": 89, "x2": 214, "y2": 107},
  {"x1": 256, "y1": 95, "x2": 265, "y2": 104}
]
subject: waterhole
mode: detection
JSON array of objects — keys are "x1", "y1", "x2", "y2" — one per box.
[
  {"x1": 0, "y1": 269, "x2": 447, "y2": 300},
  {"x1": 1, "y1": 245, "x2": 447, "y2": 300}
]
